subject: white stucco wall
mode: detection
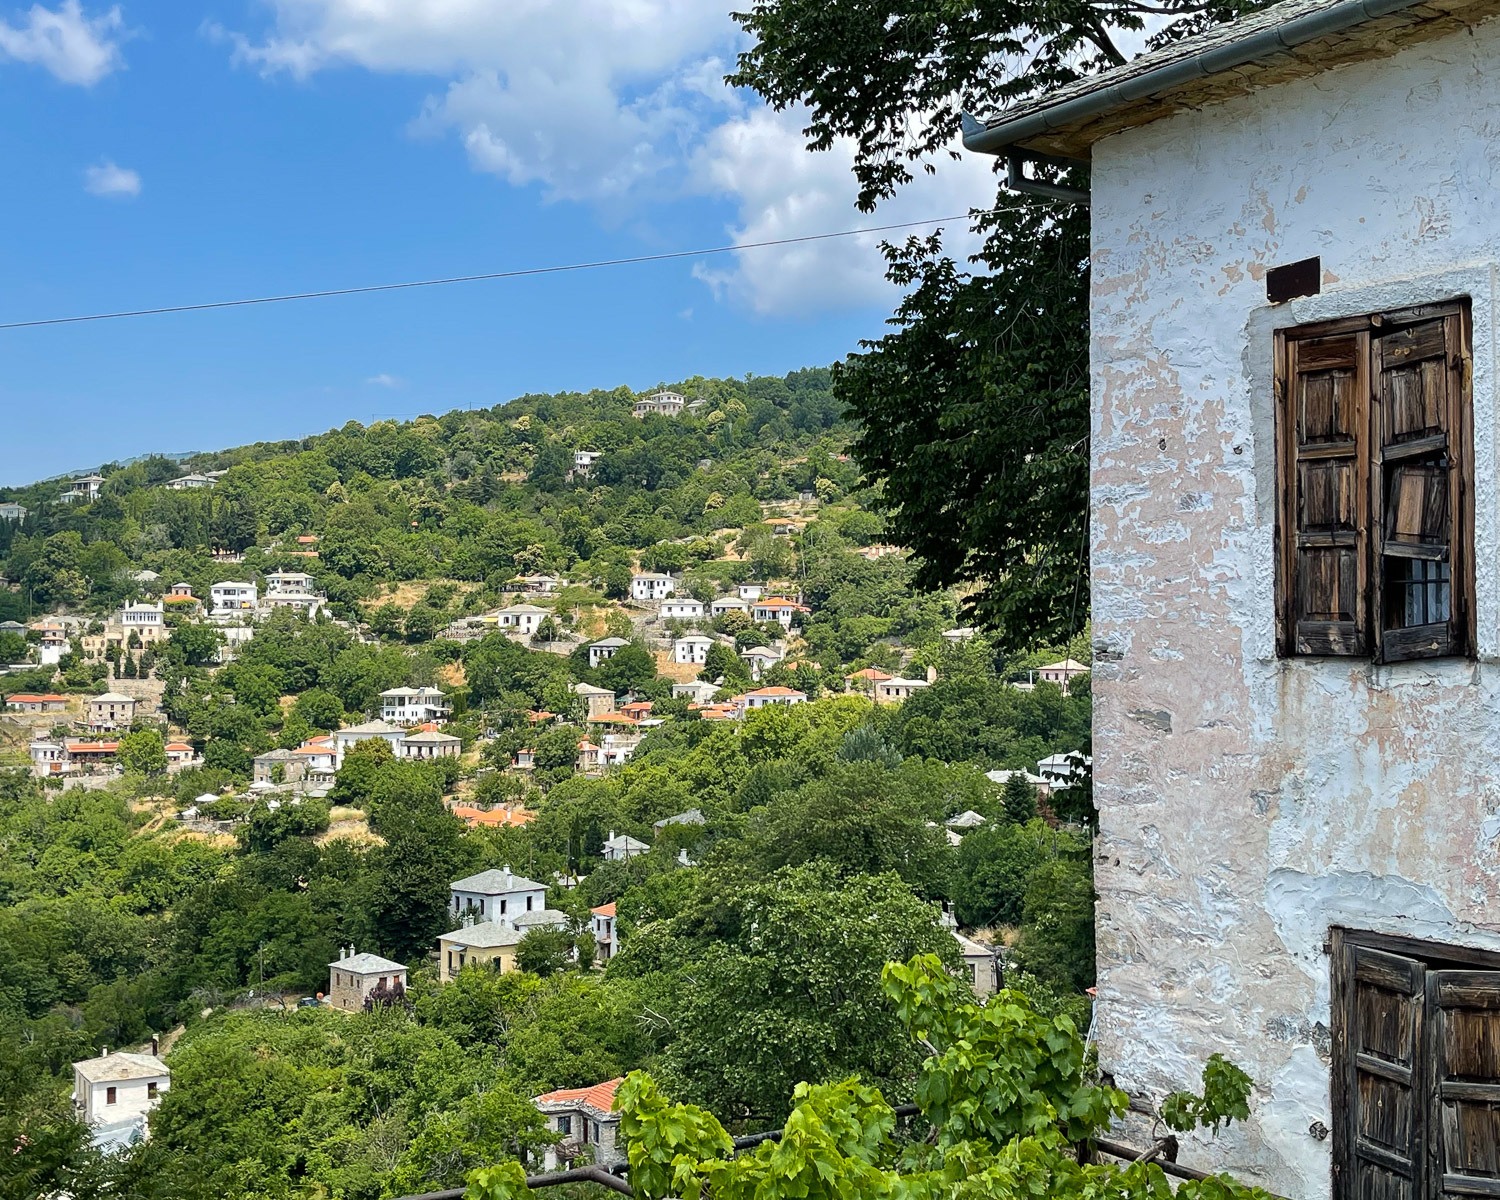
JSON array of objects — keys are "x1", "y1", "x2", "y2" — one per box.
[{"x1": 1088, "y1": 15, "x2": 1500, "y2": 1198}]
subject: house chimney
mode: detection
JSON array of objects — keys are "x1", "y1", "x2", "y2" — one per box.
[
  {"x1": 150, "y1": 1035, "x2": 159, "y2": 1056},
  {"x1": 101, "y1": 1046, "x2": 108, "y2": 1058},
  {"x1": 926, "y1": 665, "x2": 938, "y2": 683}
]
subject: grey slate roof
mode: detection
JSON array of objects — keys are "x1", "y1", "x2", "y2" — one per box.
[
  {"x1": 74, "y1": 1051, "x2": 169, "y2": 1083},
  {"x1": 330, "y1": 952, "x2": 407, "y2": 974},
  {"x1": 513, "y1": 908, "x2": 572, "y2": 929},
  {"x1": 653, "y1": 808, "x2": 705, "y2": 829},
  {"x1": 971, "y1": 0, "x2": 1497, "y2": 158},
  {"x1": 440, "y1": 920, "x2": 525, "y2": 948},
  {"x1": 451, "y1": 867, "x2": 547, "y2": 894}
]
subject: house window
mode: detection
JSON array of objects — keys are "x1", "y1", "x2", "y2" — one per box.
[
  {"x1": 558, "y1": 1115, "x2": 572, "y2": 1136},
  {"x1": 527, "y1": 896, "x2": 534, "y2": 911},
  {"x1": 106, "y1": 1086, "x2": 117, "y2": 1105},
  {"x1": 147, "y1": 1082, "x2": 158, "y2": 1098},
  {"x1": 1275, "y1": 302, "x2": 1473, "y2": 662},
  {"x1": 1331, "y1": 929, "x2": 1500, "y2": 1200},
  {"x1": 582, "y1": 1119, "x2": 591, "y2": 1143}
]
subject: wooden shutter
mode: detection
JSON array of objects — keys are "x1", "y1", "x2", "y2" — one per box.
[
  {"x1": 1277, "y1": 328, "x2": 1370, "y2": 655},
  {"x1": 1425, "y1": 971, "x2": 1500, "y2": 1198},
  {"x1": 1338, "y1": 945, "x2": 1428, "y2": 1200},
  {"x1": 1372, "y1": 308, "x2": 1471, "y2": 662}
]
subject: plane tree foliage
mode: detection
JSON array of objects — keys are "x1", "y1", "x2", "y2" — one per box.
[
  {"x1": 725, "y1": 0, "x2": 1261, "y2": 646},
  {"x1": 471, "y1": 954, "x2": 1264, "y2": 1200}
]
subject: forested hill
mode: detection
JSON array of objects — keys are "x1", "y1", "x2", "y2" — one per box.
[{"x1": 0, "y1": 370, "x2": 854, "y2": 620}]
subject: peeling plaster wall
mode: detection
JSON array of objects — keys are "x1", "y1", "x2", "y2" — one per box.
[{"x1": 1089, "y1": 17, "x2": 1500, "y2": 1198}]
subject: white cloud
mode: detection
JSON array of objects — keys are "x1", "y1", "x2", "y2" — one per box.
[
  {"x1": 365, "y1": 373, "x2": 402, "y2": 388},
  {"x1": 220, "y1": 1, "x2": 739, "y2": 203},
  {"x1": 217, "y1": 1, "x2": 1004, "y2": 314},
  {"x1": 690, "y1": 107, "x2": 999, "y2": 314},
  {"x1": 83, "y1": 159, "x2": 139, "y2": 197},
  {"x1": 0, "y1": 1, "x2": 123, "y2": 86}
]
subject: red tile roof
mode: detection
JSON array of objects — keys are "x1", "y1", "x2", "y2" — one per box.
[
  {"x1": 451, "y1": 804, "x2": 534, "y2": 828},
  {"x1": 5, "y1": 693, "x2": 66, "y2": 703},
  {"x1": 591, "y1": 902, "x2": 617, "y2": 918},
  {"x1": 745, "y1": 686, "x2": 805, "y2": 697},
  {"x1": 164, "y1": 742, "x2": 193, "y2": 752},
  {"x1": 534, "y1": 1077, "x2": 623, "y2": 1114}
]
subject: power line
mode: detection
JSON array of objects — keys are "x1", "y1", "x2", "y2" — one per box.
[{"x1": 0, "y1": 211, "x2": 994, "y2": 333}]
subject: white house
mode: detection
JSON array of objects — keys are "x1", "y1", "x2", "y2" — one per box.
[
  {"x1": 331, "y1": 719, "x2": 406, "y2": 764},
  {"x1": 736, "y1": 583, "x2": 765, "y2": 601},
  {"x1": 118, "y1": 601, "x2": 166, "y2": 639},
  {"x1": 660, "y1": 597, "x2": 705, "y2": 621},
  {"x1": 265, "y1": 570, "x2": 316, "y2": 593},
  {"x1": 210, "y1": 581, "x2": 258, "y2": 615},
  {"x1": 73, "y1": 1048, "x2": 169, "y2": 1149},
  {"x1": 572, "y1": 450, "x2": 602, "y2": 477},
  {"x1": 710, "y1": 595, "x2": 750, "y2": 617},
  {"x1": 602, "y1": 830, "x2": 649, "y2": 861},
  {"x1": 29, "y1": 739, "x2": 69, "y2": 777},
  {"x1": 874, "y1": 677, "x2": 930, "y2": 705},
  {"x1": 449, "y1": 867, "x2": 548, "y2": 924},
  {"x1": 534, "y1": 1078, "x2": 624, "y2": 1169},
  {"x1": 166, "y1": 473, "x2": 215, "y2": 490},
  {"x1": 738, "y1": 645, "x2": 782, "y2": 682},
  {"x1": 672, "y1": 679, "x2": 720, "y2": 704},
  {"x1": 751, "y1": 597, "x2": 803, "y2": 628},
  {"x1": 517, "y1": 573, "x2": 565, "y2": 593},
  {"x1": 379, "y1": 686, "x2": 451, "y2": 726},
  {"x1": 1035, "y1": 658, "x2": 1088, "y2": 694},
  {"x1": 630, "y1": 573, "x2": 677, "y2": 602},
  {"x1": 0, "y1": 501, "x2": 27, "y2": 522},
  {"x1": 962, "y1": 1, "x2": 1500, "y2": 1194},
  {"x1": 495, "y1": 604, "x2": 548, "y2": 637},
  {"x1": 632, "y1": 389, "x2": 686, "y2": 418},
  {"x1": 941, "y1": 627, "x2": 978, "y2": 643},
  {"x1": 672, "y1": 633, "x2": 714, "y2": 665},
  {"x1": 590, "y1": 902, "x2": 618, "y2": 962},
  {"x1": 61, "y1": 474, "x2": 103, "y2": 504},
  {"x1": 328, "y1": 948, "x2": 407, "y2": 1011},
  {"x1": 735, "y1": 686, "x2": 806, "y2": 712},
  {"x1": 588, "y1": 637, "x2": 628, "y2": 668}
]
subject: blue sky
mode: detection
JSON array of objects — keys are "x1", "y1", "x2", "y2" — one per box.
[{"x1": 0, "y1": 1, "x2": 996, "y2": 485}]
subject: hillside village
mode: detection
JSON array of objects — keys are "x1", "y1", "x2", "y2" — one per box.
[{"x1": 0, "y1": 372, "x2": 1093, "y2": 1196}]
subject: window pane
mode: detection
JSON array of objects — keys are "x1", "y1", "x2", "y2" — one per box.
[{"x1": 1384, "y1": 557, "x2": 1451, "y2": 627}]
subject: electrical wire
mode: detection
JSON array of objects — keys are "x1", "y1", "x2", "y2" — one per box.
[{"x1": 0, "y1": 210, "x2": 997, "y2": 333}]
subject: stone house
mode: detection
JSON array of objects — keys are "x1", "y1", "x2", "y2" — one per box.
[
  {"x1": 873, "y1": 677, "x2": 930, "y2": 705},
  {"x1": 964, "y1": 0, "x2": 1500, "y2": 1195},
  {"x1": 738, "y1": 645, "x2": 781, "y2": 681},
  {"x1": 632, "y1": 389, "x2": 686, "y2": 417},
  {"x1": 327, "y1": 948, "x2": 407, "y2": 1011},
  {"x1": 573, "y1": 681, "x2": 617, "y2": 720},
  {"x1": 85, "y1": 692, "x2": 136, "y2": 732},
  {"x1": 397, "y1": 729, "x2": 462, "y2": 759},
  {"x1": 5, "y1": 692, "x2": 67, "y2": 713},
  {"x1": 954, "y1": 932, "x2": 1000, "y2": 1000},
  {"x1": 252, "y1": 748, "x2": 306, "y2": 786},
  {"x1": 533, "y1": 1078, "x2": 624, "y2": 1169}
]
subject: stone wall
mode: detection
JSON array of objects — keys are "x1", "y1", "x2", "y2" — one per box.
[{"x1": 1088, "y1": 13, "x2": 1500, "y2": 1197}]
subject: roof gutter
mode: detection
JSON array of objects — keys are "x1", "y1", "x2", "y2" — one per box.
[{"x1": 962, "y1": 0, "x2": 1434, "y2": 161}]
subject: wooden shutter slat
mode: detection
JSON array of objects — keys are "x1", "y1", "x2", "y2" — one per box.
[
  {"x1": 1373, "y1": 309, "x2": 1469, "y2": 663},
  {"x1": 1426, "y1": 970, "x2": 1500, "y2": 1199},
  {"x1": 1279, "y1": 330, "x2": 1370, "y2": 656},
  {"x1": 1338, "y1": 944, "x2": 1427, "y2": 1200}
]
